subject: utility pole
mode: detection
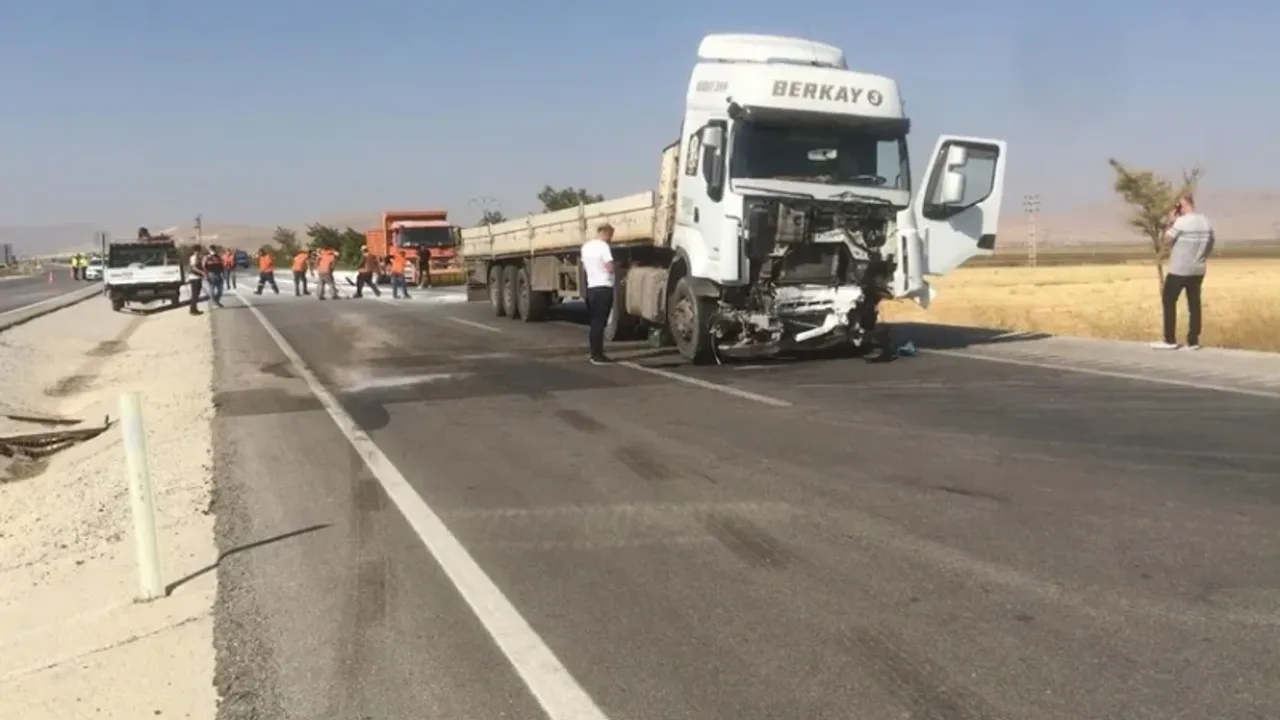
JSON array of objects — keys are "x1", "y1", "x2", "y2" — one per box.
[
  {"x1": 468, "y1": 197, "x2": 502, "y2": 224},
  {"x1": 195, "y1": 214, "x2": 203, "y2": 244},
  {"x1": 1023, "y1": 194, "x2": 1040, "y2": 267}
]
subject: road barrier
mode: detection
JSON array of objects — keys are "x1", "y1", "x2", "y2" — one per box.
[
  {"x1": 0, "y1": 284, "x2": 103, "y2": 333},
  {"x1": 120, "y1": 392, "x2": 164, "y2": 601}
]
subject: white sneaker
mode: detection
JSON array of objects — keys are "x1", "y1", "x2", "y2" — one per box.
[
  {"x1": 1149, "y1": 341, "x2": 1179, "y2": 350},
  {"x1": 1184, "y1": 344, "x2": 1201, "y2": 351}
]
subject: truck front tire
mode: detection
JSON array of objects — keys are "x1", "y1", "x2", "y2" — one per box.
[
  {"x1": 668, "y1": 276, "x2": 713, "y2": 364},
  {"x1": 489, "y1": 266, "x2": 506, "y2": 316}
]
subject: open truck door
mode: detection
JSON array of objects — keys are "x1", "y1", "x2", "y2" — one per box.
[{"x1": 895, "y1": 135, "x2": 1007, "y2": 307}]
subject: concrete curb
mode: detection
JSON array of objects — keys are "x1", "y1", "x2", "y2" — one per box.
[{"x1": 0, "y1": 284, "x2": 105, "y2": 333}]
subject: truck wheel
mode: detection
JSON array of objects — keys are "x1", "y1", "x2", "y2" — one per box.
[
  {"x1": 668, "y1": 276, "x2": 713, "y2": 364},
  {"x1": 488, "y1": 266, "x2": 506, "y2": 316},
  {"x1": 111, "y1": 295, "x2": 125, "y2": 312},
  {"x1": 516, "y1": 267, "x2": 549, "y2": 322},
  {"x1": 501, "y1": 265, "x2": 520, "y2": 320}
]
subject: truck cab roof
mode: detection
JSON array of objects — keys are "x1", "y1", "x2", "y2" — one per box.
[{"x1": 688, "y1": 34, "x2": 905, "y2": 123}]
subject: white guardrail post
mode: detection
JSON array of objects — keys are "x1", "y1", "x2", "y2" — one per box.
[{"x1": 119, "y1": 392, "x2": 165, "y2": 601}]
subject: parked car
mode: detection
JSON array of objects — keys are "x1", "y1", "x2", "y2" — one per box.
[
  {"x1": 234, "y1": 249, "x2": 251, "y2": 268},
  {"x1": 83, "y1": 258, "x2": 104, "y2": 281}
]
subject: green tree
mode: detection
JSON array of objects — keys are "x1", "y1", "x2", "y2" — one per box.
[
  {"x1": 305, "y1": 223, "x2": 343, "y2": 251},
  {"x1": 1107, "y1": 159, "x2": 1204, "y2": 291},
  {"x1": 479, "y1": 209, "x2": 506, "y2": 225},
  {"x1": 537, "y1": 185, "x2": 604, "y2": 212},
  {"x1": 338, "y1": 227, "x2": 366, "y2": 268},
  {"x1": 272, "y1": 226, "x2": 301, "y2": 255}
]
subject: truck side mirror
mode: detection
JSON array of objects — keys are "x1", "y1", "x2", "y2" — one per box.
[
  {"x1": 701, "y1": 126, "x2": 724, "y2": 150},
  {"x1": 939, "y1": 170, "x2": 965, "y2": 204}
]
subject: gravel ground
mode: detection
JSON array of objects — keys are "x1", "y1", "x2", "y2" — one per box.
[{"x1": 0, "y1": 298, "x2": 218, "y2": 719}]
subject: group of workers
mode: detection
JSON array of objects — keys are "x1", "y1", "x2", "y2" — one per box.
[
  {"x1": 69, "y1": 253, "x2": 96, "y2": 279},
  {"x1": 183, "y1": 243, "x2": 415, "y2": 315}
]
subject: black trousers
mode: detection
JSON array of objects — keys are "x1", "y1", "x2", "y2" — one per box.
[
  {"x1": 188, "y1": 278, "x2": 203, "y2": 314},
  {"x1": 355, "y1": 272, "x2": 381, "y2": 297},
  {"x1": 1162, "y1": 273, "x2": 1204, "y2": 345},
  {"x1": 585, "y1": 286, "x2": 614, "y2": 359}
]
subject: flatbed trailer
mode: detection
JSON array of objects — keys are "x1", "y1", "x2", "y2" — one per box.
[{"x1": 459, "y1": 144, "x2": 680, "y2": 340}]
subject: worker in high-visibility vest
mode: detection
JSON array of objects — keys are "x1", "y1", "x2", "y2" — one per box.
[{"x1": 254, "y1": 250, "x2": 280, "y2": 295}]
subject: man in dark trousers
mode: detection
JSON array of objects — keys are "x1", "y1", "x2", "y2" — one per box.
[
  {"x1": 1152, "y1": 193, "x2": 1215, "y2": 350},
  {"x1": 353, "y1": 245, "x2": 382, "y2": 298},
  {"x1": 186, "y1": 246, "x2": 206, "y2": 316},
  {"x1": 580, "y1": 223, "x2": 616, "y2": 364},
  {"x1": 254, "y1": 249, "x2": 280, "y2": 295},
  {"x1": 203, "y1": 244, "x2": 225, "y2": 309}
]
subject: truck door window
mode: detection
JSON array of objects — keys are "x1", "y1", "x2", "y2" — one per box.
[
  {"x1": 700, "y1": 120, "x2": 727, "y2": 203},
  {"x1": 683, "y1": 130, "x2": 702, "y2": 176},
  {"x1": 922, "y1": 141, "x2": 999, "y2": 220}
]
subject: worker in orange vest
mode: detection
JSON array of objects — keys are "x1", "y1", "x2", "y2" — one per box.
[
  {"x1": 316, "y1": 247, "x2": 340, "y2": 300},
  {"x1": 254, "y1": 249, "x2": 280, "y2": 295},
  {"x1": 353, "y1": 245, "x2": 382, "y2": 299},
  {"x1": 290, "y1": 249, "x2": 311, "y2": 296},
  {"x1": 389, "y1": 248, "x2": 411, "y2": 299},
  {"x1": 222, "y1": 247, "x2": 237, "y2": 289}
]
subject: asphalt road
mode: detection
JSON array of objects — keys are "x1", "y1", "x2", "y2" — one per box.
[
  {"x1": 210, "y1": 289, "x2": 1280, "y2": 720},
  {"x1": 0, "y1": 264, "x2": 93, "y2": 316}
]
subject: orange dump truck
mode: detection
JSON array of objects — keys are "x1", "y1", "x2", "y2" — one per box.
[{"x1": 364, "y1": 210, "x2": 463, "y2": 286}]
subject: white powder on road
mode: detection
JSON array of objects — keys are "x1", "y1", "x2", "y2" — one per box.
[{"x1": 0, "y1": 298, "x2": 217, "y2": 719}]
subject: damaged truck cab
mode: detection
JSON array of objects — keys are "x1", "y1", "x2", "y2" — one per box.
[
  {"x1": 661, "y1": 34, "x2": 1006, "y2": 362},
  {"x1": 460, "y1": 33, "x2": 1008, "y2": 364}
]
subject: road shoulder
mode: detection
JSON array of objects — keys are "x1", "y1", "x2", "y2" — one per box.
[{"x1": 0, "y1": 300, "x2": 217, "y2": 718}]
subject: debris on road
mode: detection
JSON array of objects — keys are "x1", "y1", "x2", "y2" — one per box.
[{"x1": 0, "y1": 416, "x2": 112, "y2": 465}]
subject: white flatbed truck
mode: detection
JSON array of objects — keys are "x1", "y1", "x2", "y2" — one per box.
[{"x1": 459, "y1": 33, "x2": 1009, "y2": 363}]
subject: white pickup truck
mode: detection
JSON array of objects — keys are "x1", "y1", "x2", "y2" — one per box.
[{"x1": 104, "y1": 239, "x2": 186, "y2": 312}]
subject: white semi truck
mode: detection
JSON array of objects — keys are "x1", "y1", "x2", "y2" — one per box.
[{"x1": 459, "y1": 33, "x2": 1009, "y2": 364}]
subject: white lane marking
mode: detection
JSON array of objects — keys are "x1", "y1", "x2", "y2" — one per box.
[
  {"x1": 456, "y1": 352, "x2": 514, "y2": 360},
  {"x1": 0, "y1": 285, "x2": 99, "y2": 319},
  {"x1": 235, "y1": 291, "x2": 611, "y2": 720},
  {"x1": 923, "y1": 348, "x2": 1280, "y2": 401},
  {"x1": 343, "y1": 371, "x2": 468, "y2": 392},
  {"x1": 448, "y1": 317, "x2": 504, "y2": 333},
  {"x1": 617, "y1": 361, "x2": 792, "y2": 407}
]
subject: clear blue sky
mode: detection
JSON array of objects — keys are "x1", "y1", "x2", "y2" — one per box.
[{"x1": 0, "y1": 0, "x2": 1273, "y2": 227}]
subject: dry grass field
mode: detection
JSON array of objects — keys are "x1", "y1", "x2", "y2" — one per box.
[{"x1": 882, "y1": 257, "x2": 1280, "y2": 353}]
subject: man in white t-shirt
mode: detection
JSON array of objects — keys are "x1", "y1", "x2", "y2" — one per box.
[{"x1": 580, "y1": 223, "x2": 616, "y2": 364}]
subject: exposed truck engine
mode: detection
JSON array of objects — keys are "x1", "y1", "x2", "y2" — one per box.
[{"x1": 460, "y1": 33, "x2": 1009, "y2": 364}]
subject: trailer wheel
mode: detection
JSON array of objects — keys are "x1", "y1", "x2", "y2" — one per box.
[
  {"x1": 516, "y1": 267, "x2": 549, "y2": 322},
  {"x1": 488, "y1": 266, "x2": 506, "y2": 316},
  {"x1": 668, "y1": 276, "x2": 713, "y2": 364},
  {"x1": 501, "y1": 265, "x2": 520, "y2": 320}
]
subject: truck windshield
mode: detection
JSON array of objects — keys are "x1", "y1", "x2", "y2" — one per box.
[
  {"x1": 730, "y1": 121, "x2": 910, "y2": 191},
  {"x1": 396, "y1": 226, "x2": 455, "y2": 249},
  {"x1": 109, "y1": 243, "x2": 180, "y2": 268}
]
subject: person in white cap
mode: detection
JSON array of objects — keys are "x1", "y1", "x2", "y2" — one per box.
[{"x1": 353, "y1": 244, "x2": 382, "y2": 298}]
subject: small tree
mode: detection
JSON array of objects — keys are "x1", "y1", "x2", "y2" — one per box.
[
  {"x1": 305, "y1": 223, "x2": 343, "y2": 251},
  {"x1": 272, "y1": 226, "x2": 301, "y2": 255},
  {"x1": 480, "y1": 209, "x2": 506, "y2": 225},
  {"x1": 338, "y1": 227, "x2": 366, "y2": 268},
  {"x1": 537, "y1": 185, "x2": 604, "y2": 212},
  {"x1": 1107, "y1": 158, "x2": 1203, "y2": 290}
]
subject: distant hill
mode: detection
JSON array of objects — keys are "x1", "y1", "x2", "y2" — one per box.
[
  {"x1": 5, "y1": 189, "x2": 1278, "y2": 257},
  {"x1": 999, "y1": 190, "x2": 1280, "y2": 246}
]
